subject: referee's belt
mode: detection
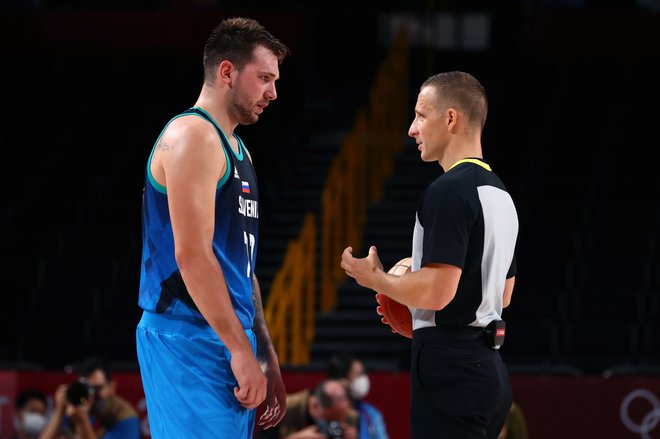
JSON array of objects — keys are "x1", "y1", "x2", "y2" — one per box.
[{"x1": 419, "y1": 321, "x2": 506, "y2": 349}]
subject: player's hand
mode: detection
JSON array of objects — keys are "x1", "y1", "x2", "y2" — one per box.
[
  {"x1": 257, "y1": 356, "x2": 287, "y2": 428},
  {"x1": 340, "y1": 246, "x2": 383, "y2": 289},
  {"x1": 232, "y1": 349, "x2": 267, "y2": 409}
]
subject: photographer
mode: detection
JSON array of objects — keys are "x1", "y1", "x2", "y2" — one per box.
[
  {"x1": 40, "y1": 356, "x2": 140, "y2": 439},
  {"x1": 38, "y1": 383, "x2": 94, "y2": 439},
  {"x1": 257, "y1": 379, "x2": 358, "y2": 439}
]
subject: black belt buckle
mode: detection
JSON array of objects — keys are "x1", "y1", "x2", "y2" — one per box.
[{"x1": 485, "y1": 320, "x2": 506, "y2": 349}]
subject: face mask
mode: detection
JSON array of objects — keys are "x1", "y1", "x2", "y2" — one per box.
[
  {"x1": 350, "y1": 374, "x2": 370, "y2": 400},
  {"x1": 14, "y1": 412, "x2": 48, "y2": 435}
]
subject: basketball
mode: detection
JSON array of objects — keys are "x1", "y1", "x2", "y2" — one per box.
[{"x1": 375, "y1": 257, "x2": 413, "y2": 339}]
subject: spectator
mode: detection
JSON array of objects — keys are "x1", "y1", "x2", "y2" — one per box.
[
  {"x1": 257, "y1": 379, "x2": 358, "y2": 439},
  {"x1": 40, "y1": 356, "x2": 141, "y2": 439},
  {"x1": 326, "y1": 353, "x2": 389, "y2": 439},
  {"x1": 12, "y1": 389, "x2": 48, "y2": 439}
]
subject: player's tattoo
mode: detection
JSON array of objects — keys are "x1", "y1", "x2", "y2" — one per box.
[
  {"x1": 157, "y1": 140, "x2": 173, "y2": 151},
  {"x1": 252, "y1": 275, "x2": 273, "y2": 363}
]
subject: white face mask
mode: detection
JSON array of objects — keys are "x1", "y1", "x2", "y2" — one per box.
[
  {"x1": 14, "y1": 412, "x2": 48, "y2": 435},
  {"x1": 350, "y1": 374, "x2": 370, "y2": 400}
]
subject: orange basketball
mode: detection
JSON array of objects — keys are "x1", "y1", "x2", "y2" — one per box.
[{"x1": 375, "y1": 257, "x2": 413, "y2": 339}]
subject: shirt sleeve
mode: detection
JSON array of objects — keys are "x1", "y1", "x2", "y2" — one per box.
[
  {"x1": 507, "y1": 255, "x2": 517, "y2": 278},
  {"x1": 418, "y1": 181, "x2": 477, "y2": 269}
]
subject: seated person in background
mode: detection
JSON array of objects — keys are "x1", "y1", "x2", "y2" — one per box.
[
  {"x1": 12, "y1": 389, "x2": 48, "y2": 439},
  {"x1": 326, "y1": 353, "x2": 389, "y2": 439},
  {"x1": 257, "y1": 378, "x2": 358, "y2": 439},
  {"x1": 40, "y1": 356, "x2": 141, "y2": 439}
]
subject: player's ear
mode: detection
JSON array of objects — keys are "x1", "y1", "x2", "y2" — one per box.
[{"x1": 217, "y1": 60, "x2": 234, "y2": 85}]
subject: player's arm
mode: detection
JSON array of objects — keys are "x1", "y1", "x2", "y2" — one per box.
[
  {"x1": 252, "y1": 275, "x2": 275, "y2": 364},
  {"x1": 503, "y1": 276, "x2": 515, "y2": 308},
  {"x1": 341, "y1": 246, "x2": 461, "y2": 310},
  {"x1": 252, "y1": 274, "x2": 287, "y2": 428},
  {"x1": 157, "y1": 118, "x2": 266, "y2": 409}
]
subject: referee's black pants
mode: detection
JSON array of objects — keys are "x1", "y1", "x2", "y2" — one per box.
[{"x1": 410, "y1": 326, "x2": 512, "y2": 439}]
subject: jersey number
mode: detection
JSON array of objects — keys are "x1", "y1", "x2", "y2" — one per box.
[{"x1": 244, "y1": 231, "x2": 255, "y2": 277}]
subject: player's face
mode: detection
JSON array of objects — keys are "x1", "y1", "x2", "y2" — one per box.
[
  {"x1": 230, "y1": 45, "x2": 279, "y2": 125},
  {"x1": 408, "y1": 86, "x2": 448, "y2": 163}
]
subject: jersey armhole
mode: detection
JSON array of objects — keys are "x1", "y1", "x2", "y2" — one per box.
[{"x1": 147, "y1": 113, "x2": 232, "y2": 194}]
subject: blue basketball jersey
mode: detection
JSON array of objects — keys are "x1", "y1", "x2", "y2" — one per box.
[{"x1": 138, "y1": 107, "x2": 258, "y2": 329}]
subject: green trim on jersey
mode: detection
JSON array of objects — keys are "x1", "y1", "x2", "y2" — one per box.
[
  {"x1": 147, "y1": 113, "x2": 232, "y2": 194},
  {"x1": 192, "y1": 107, "x2": 245, "y2": 161}
]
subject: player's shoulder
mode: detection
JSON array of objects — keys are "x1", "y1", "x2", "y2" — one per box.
[{"x1": 161, "y1": 114, "x2": 218, "y2": 148}]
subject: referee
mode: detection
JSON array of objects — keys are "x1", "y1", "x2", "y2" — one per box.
[{"x1": 341, "y1": 71, "x2": 518, "y2": 439}]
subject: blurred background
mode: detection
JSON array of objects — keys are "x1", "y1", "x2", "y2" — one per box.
[{"x1": 1, "y1": 0, "x2": 660, "y2": 437}]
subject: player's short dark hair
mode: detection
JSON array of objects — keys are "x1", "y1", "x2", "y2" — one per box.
[
  {"x1": 203, "y1": 17, "x2": 290, "y2": 84},
  {"x1": 422, "y1": 71, "x2": 488, "y2": 132},
  {"x1": 15, "y1": 389, "x2": 47, "y2": 409}
]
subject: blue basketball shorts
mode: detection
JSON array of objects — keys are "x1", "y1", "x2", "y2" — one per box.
[{"x1": 136, "y1": 311, "x2": 257, "y2": 439}]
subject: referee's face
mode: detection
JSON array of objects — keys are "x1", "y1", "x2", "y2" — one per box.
[{"x1": 409, "y1": 86, "x2": 448, "y2": 163}]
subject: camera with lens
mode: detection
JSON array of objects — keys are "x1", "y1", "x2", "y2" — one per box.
[
  {"x1": 66, "y1": 379, "x2": 92, "y2": 406},
  {"x1": 316, "y1": 420, "x2": 343, "y2": 438}
]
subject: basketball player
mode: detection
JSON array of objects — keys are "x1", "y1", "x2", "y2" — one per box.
[
  {"x1": 341, "y1": 71, "x2": 518, "y2": 439},
  {"x1": 136, "y1": 18, "x2": 289, "y2": 438}
]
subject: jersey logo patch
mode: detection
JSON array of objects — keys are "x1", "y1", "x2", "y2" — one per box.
[
  {"x1": 241, "y1": 181, "x2": 251, "y2": 194},
  {"x1": 234, "y1": 167, "x2": 240, "y2": 179}
]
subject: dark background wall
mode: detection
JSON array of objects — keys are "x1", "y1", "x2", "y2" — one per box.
[{"x1": 1, "y1": 0, "x2": 659, "y2": 374}]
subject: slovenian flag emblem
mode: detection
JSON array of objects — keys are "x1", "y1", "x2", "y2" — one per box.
[{"x1": 241, "y1": 181, "x2": 250, "y2": 193}]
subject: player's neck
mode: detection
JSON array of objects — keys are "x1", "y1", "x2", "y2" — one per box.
[{"x1": 195, "y1": 86, "x2": 237, "y2": 138}]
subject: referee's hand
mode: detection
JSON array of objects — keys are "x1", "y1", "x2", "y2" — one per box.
[{"x1": 340, "y1": 246, "x2": 384, "y2": 290}]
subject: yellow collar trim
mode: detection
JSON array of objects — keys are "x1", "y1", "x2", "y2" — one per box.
[{"x1": 447, "y1": 158, "x2": 491, "y2": 172}]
